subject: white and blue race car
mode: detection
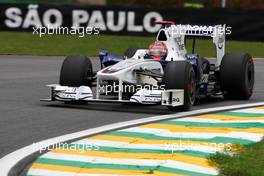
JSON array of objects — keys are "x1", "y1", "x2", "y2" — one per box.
[{"x1": 42, "y1": 21, "x2": 255, "y2": 111}]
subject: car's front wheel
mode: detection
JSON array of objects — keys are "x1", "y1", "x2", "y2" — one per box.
[
  {"x1": 163, "y1": 61, "x2": 196, "y2": 111},
  {"x1": 60, "y1": 56, "x2": 93, "y2": 104}
]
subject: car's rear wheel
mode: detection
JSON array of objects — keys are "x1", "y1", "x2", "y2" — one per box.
[
  {"x1": 124, "y1": 48, "x2": 139, "y2": 58},
  {"x1": 163, "y1": 61, "x2": 196, "y2": 111},
  {"x1": 220, "y1": 53, "x2": 254, "y2": 100},
  {"x1": 60, "y1": 56, "x2": 93, "y2": 104},
  {"x1": 124, "y1": 48, "x2": 147, "y2": 58}
]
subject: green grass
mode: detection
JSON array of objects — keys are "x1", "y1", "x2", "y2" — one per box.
[
  {"x1": 0, "y1": 31, "x2": 263, "y2": 57},
  {"x1": 209, "y1": 139, "x2": 264, "y2": 176}
]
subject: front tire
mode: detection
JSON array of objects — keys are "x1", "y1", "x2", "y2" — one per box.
[
  {"x1": 60, "y1": 56, "x2": 93, "y2": 87},
  {"x1": 59, "y1": 56, "x2": 93, "y2": 104},
  {"x1": 163, "y1": 61, "x2": 196, "y2": 111},
  {"x1": 220, "y1": 53, "x2": 254, "y2": 100}
]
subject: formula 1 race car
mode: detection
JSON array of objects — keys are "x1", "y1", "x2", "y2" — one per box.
[{"x1": 41, "y1": 21, "x2": 255, "y2": 111}]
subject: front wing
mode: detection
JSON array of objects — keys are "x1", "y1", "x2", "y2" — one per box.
[{"x1": 40, "y1": 84, "x2": 185, "y2": 107}]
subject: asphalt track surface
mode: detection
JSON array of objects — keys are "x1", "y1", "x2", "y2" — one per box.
[{"x1": 0, "y1": 55, "x2": 264, "y2": 159}]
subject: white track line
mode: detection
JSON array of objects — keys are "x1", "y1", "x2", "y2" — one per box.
[
  {"x1": 232, "y1": 108, "x2": 264, "y2": 114},
  {"x1": 74, "y1": 139, "x2": 221, "y2": 153},
  {"x1": 171, "y1": 117, "x2": 264, "y2": 123},
  {"x1": 27, "y1": 169, "x2": 149, "y2": 176},
  {"x1": 1, "y1": 102, "x2": 264, "y2": 176},
  {"x1": 120, "y1": 127, "x2": 263, "y2": 142}
]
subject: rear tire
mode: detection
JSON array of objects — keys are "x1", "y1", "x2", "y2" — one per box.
[
  {"x1": 59, "y1": 56, "x2": 93, "y2": 104},
  {"x1": 124, "y1": 48, "x2": 146, "y2": 58},
  {"x1": 220, "y1": 53, "x2": 254, "y2": 100},
  {"x1": 163, "y1": 61, "x2": 196, "y2": 111},
  {"x1": 124, "y1": 48, "x2": 139, "y2": 58}
]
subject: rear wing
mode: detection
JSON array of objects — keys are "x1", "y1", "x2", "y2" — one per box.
[
  {"x1": 170, "y1": 24, "x2": 226, "y2": 37},
  {"x1": 166, "y1": 24, "x2": 226, "y2": 68}
]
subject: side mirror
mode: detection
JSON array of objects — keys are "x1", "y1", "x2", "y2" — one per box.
[{"x1": 99, "y1": 50, "x2": 108, "y2": 69}]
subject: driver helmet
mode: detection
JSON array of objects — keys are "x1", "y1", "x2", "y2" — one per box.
[{"x1": 148, "y1": 41, "x2": 168, "y2": 60}]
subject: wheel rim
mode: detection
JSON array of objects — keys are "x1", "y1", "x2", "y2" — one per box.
[{"x1": 245, "y1": 59, "x2": 254, "y2": 96}]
